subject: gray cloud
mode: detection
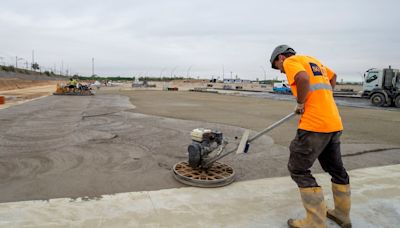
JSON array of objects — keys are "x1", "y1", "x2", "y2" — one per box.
[{"x1": 1, "y1": 0, "x2": 399, "y2": 81}]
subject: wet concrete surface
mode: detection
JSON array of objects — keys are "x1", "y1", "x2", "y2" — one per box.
[
  {"x1": 0, "y1": 94, "x2": 275, "y2": 203},
  {"x1": 114, "y1": 90, "x2": 400, "y2": 146},
  {"x1": 0, "y1": 93, "x2": 399, "y2": 203}
]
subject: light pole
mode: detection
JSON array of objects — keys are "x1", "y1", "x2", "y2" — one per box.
[
  {"x1": 186, "y1": 65, "x2": 192, "y2": 78},
  {"x1": 61, "y1": 60, "x2": 64, "y2": 75},
  {"x1": 92, "y1": 57, "x2": 94, "y2": 76},
  {"x1": 260, "y1": 66, "x2": 267, "y2": 81},
  {"x1": 31, "y1": 49, "x2": 35, "y2": 70},
  {"x1": 170, "y1": 66, "x2": 177, "y2": 78},
  {"x1": 159, "y1": 67, "x2": 166, "y2": 78},
  {"x1": 15, "y1": 56, "x2": 24, "y2": 68}
]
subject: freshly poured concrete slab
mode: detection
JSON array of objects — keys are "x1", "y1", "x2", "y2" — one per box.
[
  {"x1": 0, "y1": 94, "x2": 277, "y2": 203},
  {"x1": 0, "y1": 164, "x2": 399, "y2": 228}
]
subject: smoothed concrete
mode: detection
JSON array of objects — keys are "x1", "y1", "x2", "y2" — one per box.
[
  {"x1": 0, "y1": 164, "x2": 399, "y2": 228},
  {"x1": 0, "y1": 94, "x2": 276, "y2": 202},
  {"x1": 1, "y1": 93, "x2": 400, "y2": 204}
]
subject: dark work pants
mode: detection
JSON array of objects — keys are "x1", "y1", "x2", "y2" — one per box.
[{"x1": 288, "y1": 129, "x2": 350, "y2": 188}]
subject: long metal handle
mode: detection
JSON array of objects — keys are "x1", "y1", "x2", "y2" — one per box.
[
  {"x1": 247, "y1": 112, "x2": 295, "y2": 143},
  {"x1": 204, "y1": 112, "x2": 296, "y2": 167}
]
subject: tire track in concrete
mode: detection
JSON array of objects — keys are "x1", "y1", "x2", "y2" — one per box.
[
  {"x1": 3, "y1": 93, "x2": 397, "y2": 203},
  {"x1": 0, "y1": 94, "x2": 276, "y2": 202}
]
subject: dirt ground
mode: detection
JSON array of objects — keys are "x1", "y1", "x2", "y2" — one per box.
[
  {"x1": 0, "y1": 74, "x2": 62, "y2": 109},
  {"x1": 0, "y1": 79, "x2": 57, "y2": 91},
  {"x1": 0, "y1": 87, "x2": 399, "y2": 203},
  {"x1": 0, "y1": 84, "x2": 58, "y2": 109}
]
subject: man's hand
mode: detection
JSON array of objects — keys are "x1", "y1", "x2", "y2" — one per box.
[{"x1": 294, "y1": 103, "x2": 305, "y2": 115}]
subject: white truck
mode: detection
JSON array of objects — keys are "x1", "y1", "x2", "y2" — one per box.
[
  {"x1": 272, "y1": 82, "x2": 292, "y2": 94},
  {"x1": 362, "y1": 66, "x2": 400, "y2": 107}
]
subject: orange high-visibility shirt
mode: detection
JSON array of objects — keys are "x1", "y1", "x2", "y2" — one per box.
[{"x1": 283, "y1": 55, "x2": 343, "y2": 133}]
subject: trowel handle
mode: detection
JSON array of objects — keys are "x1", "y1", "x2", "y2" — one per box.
[
  {"x1": 247, "y1": 112, "x2": 296, "y2": 143},
  {"x1": 204, "y1": 112, "x2": 296, "y2": 168}
]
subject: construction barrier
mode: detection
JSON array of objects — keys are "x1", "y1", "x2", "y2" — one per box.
[{"x1": 0, "y1": 96, "x2": 4, "y2": 105}]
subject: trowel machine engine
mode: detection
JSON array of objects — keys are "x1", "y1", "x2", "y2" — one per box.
[{"x1": 188, "y1": 128, "x2": 227, "y2": 169}]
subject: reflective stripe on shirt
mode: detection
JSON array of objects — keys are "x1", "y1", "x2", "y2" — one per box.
[{"x1": 309, "y1": 83, "x2": 332, "y2": 91}]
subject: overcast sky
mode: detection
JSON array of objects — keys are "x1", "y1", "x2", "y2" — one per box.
[{"x1": 0, "y1": 0, "x2": 399, "y2": 81}]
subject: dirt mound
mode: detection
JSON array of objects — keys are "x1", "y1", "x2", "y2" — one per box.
[
  {"x1": 0, "y1": 68, "x2": 67, "y2": 91},
  {"x1": 0, "y1": 78, "x2": 59, "y2": 91}
]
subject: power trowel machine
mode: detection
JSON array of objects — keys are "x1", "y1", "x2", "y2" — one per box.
[{"x1": 172, "y1": 113, "x2": 295, "y2": 187}]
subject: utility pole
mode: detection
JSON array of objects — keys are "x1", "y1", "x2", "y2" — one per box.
[
  {"x1": 159, "y1": 67, "x2": 166, "y2": 78},
  {"x1": 170, "y1": 66, "x2": 177, "y2": 78},
  {"x1": 222, "y1": 65, "x2": 225, "y2": 79},
  {"x1": 186, "y1": 65, "x2": 192, "y2": 78},
  {"x1": 31, "y1": 49, "x2": 35, "y2": 70},
  {"x1": 15, "y1": 56, "x2": 23, "y2": 68},
  {"x1": 260, "y1": 66, "x2": 267, "y2": 81},
  {"x1": 92, "y1": 57, "x2": 94, "y2": 76},
  {"x1": 61, "y1": 60, "x2": 64, "y2": 76}
]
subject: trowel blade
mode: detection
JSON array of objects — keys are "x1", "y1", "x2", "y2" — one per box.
[{"x1": 236, "y1": 130, "x2": 250, "y2": 154}]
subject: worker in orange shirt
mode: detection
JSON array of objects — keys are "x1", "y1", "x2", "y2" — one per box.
[{"x1": 270, "y1": 45, "x2": 351, "y2": 228}]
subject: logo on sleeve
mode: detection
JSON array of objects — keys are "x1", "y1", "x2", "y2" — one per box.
[{"x1": 309, "y1": 63, "x2": 322, "y2": 76}]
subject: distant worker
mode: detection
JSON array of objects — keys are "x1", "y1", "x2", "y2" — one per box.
[
  {"x1": 67, "y1": 78, "x2": 78, "y2": 92},
  {"x1": 269, "y1": 45, "x2": 351, "y2": 228},
  {"x1": 68, "y1": 78, "x2": 78, "y2": 87}
]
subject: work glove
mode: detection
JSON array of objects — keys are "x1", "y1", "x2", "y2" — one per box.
[{"x1": 294, "y1": 103, "x2": 305, "y2": 115}]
